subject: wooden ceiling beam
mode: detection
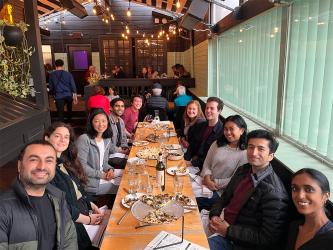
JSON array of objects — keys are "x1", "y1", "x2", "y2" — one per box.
[
  {"x1": 37, "y1": 5, "x2": 50, "y2": 14},
  {"x1": 166, "y1": 0, "x2": 173, "y2": 11},
  {"x1": 156, "y1": 0, "x2": 162, "y2": 9},
  {"x1": 38, "y1": 0, "x2": 60, "y2": 10}
]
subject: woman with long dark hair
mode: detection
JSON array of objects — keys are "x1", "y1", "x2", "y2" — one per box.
[
  {"x1": 44, "y1": 122, "x2": 103, "y2": 249},
  {"x1": 76, "y1": 108, "x2": 116, "y2": 195},
  {"x1": 286, "y1": 168, "x2": 333, "y2": 250},
  {"x1": 197, "y1": 115, "x2": 248, "y2": 211}
]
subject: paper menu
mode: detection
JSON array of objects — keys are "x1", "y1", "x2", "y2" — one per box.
[{"x1": 144, "y1": 231, "x2": 208, "y2": 250}]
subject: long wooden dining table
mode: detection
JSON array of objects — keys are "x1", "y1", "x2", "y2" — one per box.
[{"x1": 100, "y1": 122, "x2": 209, "y2": 249}]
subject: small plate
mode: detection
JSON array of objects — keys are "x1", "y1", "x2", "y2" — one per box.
[
  {"x1": 167, "y1": 166, "x2": 189, "y2": 176},
  {"x1": 121, "y1": 193, "x2": 145, "y2": 208},
  {"x1": 133, "y1": 140, "x2": 149, "y2": 147},
  {"x1": 163, "y1": 132, "x2": 177, "y2": 137}
]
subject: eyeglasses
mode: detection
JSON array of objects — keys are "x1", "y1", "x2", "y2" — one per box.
[{"x1": 114, "y1": 105, "x2": 124, "y2": 107}]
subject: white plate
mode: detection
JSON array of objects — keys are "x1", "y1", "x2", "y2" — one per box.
[
  {"x1": 133, "y1": 140, "x2": 149, "y2": 146},
  {"x1": 121, "y1": 193, "x2": 145, "y2": 208},
  {"x1": 163, "y1": 132, "x2": 177, "y2": 137},
  {"x1": 127, "y1": 157, "x2": 146, "y2": 165},
  {"x1": 166, "y1": 166, "x2": 189, "y2": 176},
  {"x1": 164, "y1": 144, "x2": 181, "y2": 150}
]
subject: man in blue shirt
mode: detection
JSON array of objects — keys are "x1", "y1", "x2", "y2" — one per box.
[{"x1": 49, "y1": 59, "x2": 77, "y2": 122}]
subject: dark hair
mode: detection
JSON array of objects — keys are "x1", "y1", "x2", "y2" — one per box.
[
  {"x1": 93, "y1": 85, "x2": 105, "y2": 95},
  {"x1": 207, "y1": 97, "x2": 224, "y2": 111},
  {"x1": 217, "y1": 115, "x2": 247, "y2": 150},
  {"x1": 18, "y1": 140, "x2": 56, "y2": 161},
  {"x1": 110, "y1": 97, "x2": 125, "y2": 108},
  {"x1": 55, "y1": 59, "x2": 64, "y2": 67},
  {"x1": 247, "y1": 129, "x2": 279, "y2": 153},
  {"x1": 86, "y1": 108, "x2": 112, "y2": 139},
  {"x1": 131, "y1": 95, "x2": 143, "y2": 103},
  {"x1": 44, "y1": 122, "x2": 88, "y2": 185},
  {"x1": 292, "y1": 168, "x2": 330, "y2": 194}
]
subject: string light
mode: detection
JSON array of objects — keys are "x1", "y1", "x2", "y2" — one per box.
[
  {"x1": 176, "y1": 1, "x2": 180, "y2": 8},
  {"x1": 126, "y1": 0, "x2": 131, "y2": 17}
]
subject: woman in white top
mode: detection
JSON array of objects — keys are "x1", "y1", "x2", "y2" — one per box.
[
  {"x1": 197, "y1": 115, "x2": 248, "y2": 211},
  {"x1": 77, "y1": 108, "x2": 117, "y2": 195}
]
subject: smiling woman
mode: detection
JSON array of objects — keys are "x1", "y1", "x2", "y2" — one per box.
[{"x1": 286, "y1": 168, "x2": 333, "y2": 250}]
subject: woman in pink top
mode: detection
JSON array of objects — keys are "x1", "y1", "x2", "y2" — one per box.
[{"x1": 87, "y1": 85, "x2": 110, "y2": 115}]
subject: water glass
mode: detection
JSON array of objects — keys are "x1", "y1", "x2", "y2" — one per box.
[
  {"x1": 173, "y1": 176, "x2": 183, "y2": 196},
  {"x1": 128, "y1": 172, "x2": 138, "y2": 195}
]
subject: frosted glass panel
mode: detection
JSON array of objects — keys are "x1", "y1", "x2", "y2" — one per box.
[{"x1": 216, "y1": 7, "x2": 283, "y2": 129}]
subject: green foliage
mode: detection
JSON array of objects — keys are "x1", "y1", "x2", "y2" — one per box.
[{"x1": 0, "y1": 20, "x2": 34, "y2": 98}]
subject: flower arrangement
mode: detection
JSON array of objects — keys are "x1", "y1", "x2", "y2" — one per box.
[
  {"x1": 0, "y1": 20, "x2": 34, "y2": 98},
  {"x1": 87, "y1": 72, "x2": 101, "y2": 85}
]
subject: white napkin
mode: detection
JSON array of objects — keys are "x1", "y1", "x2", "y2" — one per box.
[{"x1": 189, "y1": 173, "x2": 213, "y2": 199}]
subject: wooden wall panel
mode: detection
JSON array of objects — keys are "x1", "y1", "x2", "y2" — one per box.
[{"x1": 0, "y1": 0, "x2": 24, "y2": 22}]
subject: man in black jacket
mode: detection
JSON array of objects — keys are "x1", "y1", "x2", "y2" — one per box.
[
  {"x1": 184, "y1": 97, "x2": 223, "y2": 172},
  {"x1": 0, "y1": 140, "x2": 77, "y2": 250},
  {"x1": 208, "y1": 130, "x2": 289, "y2": 250}
]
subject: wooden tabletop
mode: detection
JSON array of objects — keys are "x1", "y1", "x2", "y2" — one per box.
[{"x1": 100, "y1": 122, "x2": 209, "y2": 250}]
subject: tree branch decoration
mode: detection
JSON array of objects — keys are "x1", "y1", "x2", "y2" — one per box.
[{"x1": 0, "y1": 20, "x2": 34, "y2": 98}]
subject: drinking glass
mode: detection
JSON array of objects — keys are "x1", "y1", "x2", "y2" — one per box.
[
  {"x1": 128, "y1": 172, "x2": 139, "y2": 198},
  {"x1": 173, "y1": 176, "x2": 183, "y2": 197}
]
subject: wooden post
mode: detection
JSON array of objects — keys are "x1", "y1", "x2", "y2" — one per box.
[{"x1": 24, "y1": 0, "x2": 50, "y2": 115}]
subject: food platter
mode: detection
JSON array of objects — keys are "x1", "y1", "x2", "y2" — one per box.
[
  {"x1": 136, "y1": 147, "x2": 160, "y2": 160},
  {"x1": 167, "y1": 150, "x2": 184, "y2": 161},
  {"x1": 131, "y1": 199, "x2": 184, "y2": 224},
  {"x1": 146, "y1": 133, "x2": 161, "y2": 143}
]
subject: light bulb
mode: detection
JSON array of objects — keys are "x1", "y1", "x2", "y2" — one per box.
[
  {"x1": 127, "y1": 8, "x2": 131, "y2": 17},
  {"x1": 176, "y1": 1, "x2": 180, "y2": 8}
]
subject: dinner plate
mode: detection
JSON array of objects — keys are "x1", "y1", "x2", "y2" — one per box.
[
  {"x1": 166, "y1": 166, "x2": 189, "y2": 176},
  {"x1": 131, "y1": 200, "x2": 184, "y2": 224},
  {"x1": 132, "y1": 140, "x2": 149, "y2": 146},
  {"x1": 121, "y1": 193, "x2": 145, "y2": 208}
]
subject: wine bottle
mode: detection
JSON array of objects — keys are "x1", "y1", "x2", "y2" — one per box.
[{"x1": 156, "y1": 152, "x2": 165, "y2": 192}]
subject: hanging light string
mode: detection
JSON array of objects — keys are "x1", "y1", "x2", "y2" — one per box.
[{"x1": 38, "y1": 1, "x2": 180, "y2": 44}]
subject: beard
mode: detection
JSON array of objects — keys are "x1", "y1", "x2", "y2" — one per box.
[{"x1": 20, "y1": 169, "x2": 54, "y2": 189}]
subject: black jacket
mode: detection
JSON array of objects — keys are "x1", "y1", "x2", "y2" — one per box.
[
  {"x1": 210, "y1": 164, "x2": 289, "y2": 250},
  {"x1": 286, "y1": 220, "x2": 333, "y2": 250},
  {"x1": 184, "y1": 119, "x2": 223, "y2": 170},
  {"x1": 51, "y1": 162, "x2": 92, "y2": 249},
  {"x1": 0, "y1": 178, "x2": 77, "y2": 250}
]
